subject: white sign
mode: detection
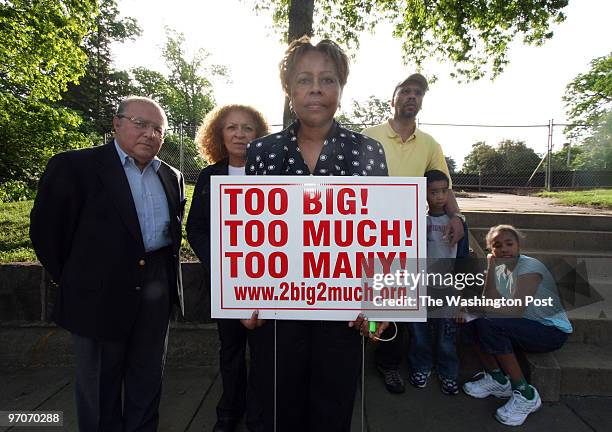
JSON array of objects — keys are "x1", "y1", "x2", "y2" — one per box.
[{"x1": 210, "y1": 176, "x2": 427, "y2": 321}]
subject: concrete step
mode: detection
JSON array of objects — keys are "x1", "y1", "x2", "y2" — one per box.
[
  {"x1": 464, "y1": 211, "x2": 612, "y2": 232},
  {"x1": 3, "y1": 320, "x2": 611, "y2": 403},
  {"x1": 556, "y1": 343, "x2": 612, "y2": 397},
  {"x1": 567, "y1": 296, "x2": 612, "y2": 325},
  {"x1": 471, "y1": 227, "x2": 612, "y2": 252},
  {"x1": 523, "y1": 342, "x2": 612, "y2": 401},
  {"x1": 0, "y1": 321, "x2": 220, "y2": 370},
  {"x1": 566, "y1": 316, "x2": 612, "y2": 346}
]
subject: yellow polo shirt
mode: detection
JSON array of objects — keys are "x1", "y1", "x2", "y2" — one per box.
[{"x1": 362, "y1": 121, "x2": 451, "y2": 185}]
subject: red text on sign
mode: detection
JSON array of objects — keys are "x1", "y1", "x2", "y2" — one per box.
[
  {"x1": 303, "y1": 187, "x2": 369, "y2": 215},
  {"x1": 225, "y1": 220, "x2": 288, "y2": 247},
  {"x1": 225, "y1": 251, "x2": 288, "y2": 278},
  {"x1": 224, "y1": 187, "x2": 288, "y2": 215}
]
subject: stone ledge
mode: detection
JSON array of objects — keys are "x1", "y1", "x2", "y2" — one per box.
[{"x1": 0, "y1": 262, "x2": 212, "y2": 323}]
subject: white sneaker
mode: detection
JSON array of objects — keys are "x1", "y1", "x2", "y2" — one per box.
[
  {"x1": 462, "y1": 371, "x2": 512, "y2": 399},
  {"x1": 495, "y1": 386, "x2": 542, "y2": 426}
]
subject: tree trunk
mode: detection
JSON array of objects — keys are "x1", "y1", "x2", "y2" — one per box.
[
  {"x1": 283, "y1": 0, "x2": 315, "y2": 127},
  {"x1": 287, "y1": 0, "x2": 314, "y2": 43}
]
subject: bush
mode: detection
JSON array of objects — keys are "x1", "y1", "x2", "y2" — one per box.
[{"x1": 0, "y1": 180, "x2": 36, "y2": 202}]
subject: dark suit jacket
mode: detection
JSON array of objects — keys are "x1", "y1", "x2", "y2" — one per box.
[
  {"x1": 186, "y1": 159, "x2": 229, "y2": 294},
  {"x1": 30, "y1": 142, "x2": 186, "y2": 341}
]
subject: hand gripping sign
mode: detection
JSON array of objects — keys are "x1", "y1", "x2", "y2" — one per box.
[{"x1": 210, "y1": 176, "x2": 427, "y2": 321}]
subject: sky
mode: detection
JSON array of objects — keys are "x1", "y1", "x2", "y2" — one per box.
[{"x1": 112, "y1": 0, "x2": 612, "y2": 168}]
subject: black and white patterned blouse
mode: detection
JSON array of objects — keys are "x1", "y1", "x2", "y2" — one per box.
[{"x1": 246, "y1": 120, "x2": 388, "y2": 176}]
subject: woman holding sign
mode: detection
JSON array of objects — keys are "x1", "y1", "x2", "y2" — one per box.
[
  {"x1": 245, "y1": 36, "x2": 388, "y2": 432},
  {"x1": 187, "y1": 104, "x2": 269, "y2": 432}
]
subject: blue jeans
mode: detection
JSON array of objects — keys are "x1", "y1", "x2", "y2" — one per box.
[
  {"x1": 460, "y1": 317, "x2": 569, "y2": 355},
  {"x1": 408, "y1": 319, "x2": 459, "y2": 379}
]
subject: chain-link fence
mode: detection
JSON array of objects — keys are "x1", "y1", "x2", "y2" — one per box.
[
  {"x1": 417, "y1": 119, "x2": 610, "y2": 190},
  {"x1": 108, "y1": 120, "x2": 610, "y2": 190}
]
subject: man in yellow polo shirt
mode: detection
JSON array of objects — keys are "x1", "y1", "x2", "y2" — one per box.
[{"x1": 363, "y1": 73, "x2": 466, "y2": 394}]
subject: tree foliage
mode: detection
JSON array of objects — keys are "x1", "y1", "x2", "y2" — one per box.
[
  {"x1": 574, "y1": 111, "x2": 612, "y2": 170},
  {"x1": 337, "y1": 95, "x2": 391, "y2": 131},
  {"x1": 556, "y1": 111, "x2": 612, "y2": 171},
  {"x1": 445, "y1": 156, "x2": 457, "y2": 174},
  {"x1": 60, "y1": 0, "x2": 141, "y2": 137},
  {"x1": 462, "y1": 141, "x2": 502, "y2": 174},
  {"x1": 0, "y1": 93, "x2": 91, "y2": 190},
  {"x1": 132, "y1": 28, "x2": 228, "y2": 138},
  {"x1": 462, "y1": 139, "x2": 540, "y2": 174},
  {"x1": 0, "y1": 0, "x2": 97, "y2": 100},
  {"x1": 563, "y1": 52, "x2": 612, "y2": 141},
  {"x1": 350, "y1": 96, "x2": 391, "y2": 126},
  {"x1": 251, "y1": 0, "x2": 568, "y2": 81},
  {"x1": 0, "y1": 0, "x2": 97, "y2": 200}
]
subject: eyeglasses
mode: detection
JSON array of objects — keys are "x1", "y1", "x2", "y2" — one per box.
[{"x1": 117, "y1": 115, "x2": 165, "y2": 138}]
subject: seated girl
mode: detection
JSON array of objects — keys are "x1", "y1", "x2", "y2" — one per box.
[{"x1": 460, "y1": 224, "x2": 572, "y2": 426}]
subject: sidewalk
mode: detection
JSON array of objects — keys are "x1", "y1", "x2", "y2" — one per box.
[
  {"x1": 2, "y1": 357, "x2": 610, "y2": 431},
  {"x1": 457, "y1": 192, "x2": 612, "y2": 216}
]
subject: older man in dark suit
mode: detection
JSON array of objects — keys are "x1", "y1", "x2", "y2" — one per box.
[{"x1": 30, "y1": 96, "x2": 185, "y2": 431}]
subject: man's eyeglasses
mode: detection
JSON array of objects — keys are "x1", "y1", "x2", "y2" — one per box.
[{"x1": 117, "y1": 115, "x2": 165, "y2": 138}]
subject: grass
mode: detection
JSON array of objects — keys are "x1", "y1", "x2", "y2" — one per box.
[
  {"x1": 0, "y1": 200, "x2": 36, "y2": 262},
  {"x1": 1, "y1": 184, "x2": 197, "y2": 264},
  {"x1": 537, "y1": 189, "x2": 612, "y2": 209}
]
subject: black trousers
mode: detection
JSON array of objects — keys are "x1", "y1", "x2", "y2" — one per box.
[
  {"x1": 249, "y1": 320, "x2": 362, "y2": 432},
  {"x1": 375, "y1": 323, "x2": 406, "y2": 369},
  {"x1": 216, "y1": 319, "x2": 248, "y2": 420},
  {"x1": 72, "y1": 247, "x2": 172, "y2": 432}
]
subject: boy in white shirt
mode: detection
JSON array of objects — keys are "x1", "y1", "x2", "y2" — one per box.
[{"x1": 407, "y1": 170, "x2": 461, "y2": 394}]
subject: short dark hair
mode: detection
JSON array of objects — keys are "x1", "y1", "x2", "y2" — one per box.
[
  {"x1": 425, "y1": 170, "x2": 449, "y2": 186},
  {"x1": 279, "y1": 35, "x2": 349, "y2": 96}
]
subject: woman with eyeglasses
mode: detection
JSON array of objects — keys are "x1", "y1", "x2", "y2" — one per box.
[{"x1": 187, "y1": 104, "x2": 269, "y2": 432}]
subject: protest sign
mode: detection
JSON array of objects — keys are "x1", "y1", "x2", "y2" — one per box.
[{"x1": 210, "y1": 176, "x2": 427, "y2": 321}]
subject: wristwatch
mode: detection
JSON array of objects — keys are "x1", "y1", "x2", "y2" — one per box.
[{"x1": 453, "y1": 212, "x2": 466, "y2": 222}]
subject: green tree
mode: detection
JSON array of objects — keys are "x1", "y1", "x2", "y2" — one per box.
[
  {"x1": 252, "y1": 0, "x2": 568, "y2": 81},
  {"x1": 337, "y1": 95, "x2": 391, "y2": 131},
  {"x1": 563, "y1": 52, "x2": 612, "y2": 141},
  {"x1": 132, "y1": 28, "x2": 228, "y2": 138},
  {"x1": 550, "y1": 143, "x2": 582, "y2": 171},
  {"x1": 461, "y1": 141, "x2": 503, "y2": 174},
  {"x1": 571, "y1": 111, "x2": 612, "y2": 170},
  {"x1": 60, "y1": 0, "x2": 141, "y2": 137},
  {"x1": 496, "y1": 139, "x2": 541, "y2": 174},
  {"x1": 445, "y1": 156, "x2": 457, "y2": 174},
  {"x1": 0, "y1": 94, "x2": 91, "y2": 194},
  {"x1": 462, "y1": 139, "x2": 540, "y2": 174},
  {"x1": 350, "y1": 96, "x2": 391, "y2": 126},
  {"x1": 0, "y1": 0, "x2": 97, "y2": 100},
  {"x1": 0, "y1": 0, "x2": 97, "y2": 199}
]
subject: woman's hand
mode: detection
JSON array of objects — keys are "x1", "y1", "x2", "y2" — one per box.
[
  {"x1": 349, "y1": 314, "x2": 389, "y2": 340},
  {"x1": 240, "y1": 310, "x2": 266, "y2": 330}
]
